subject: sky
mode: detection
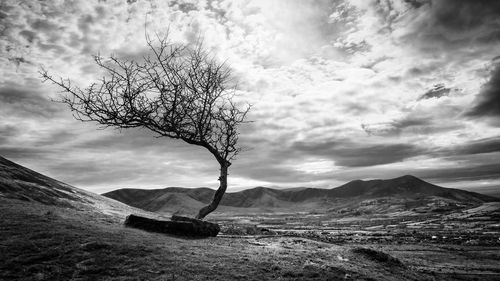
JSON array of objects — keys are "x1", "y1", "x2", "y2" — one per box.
[{"x1": 1, "y1": 0, "x2": 500, "y2": 194}]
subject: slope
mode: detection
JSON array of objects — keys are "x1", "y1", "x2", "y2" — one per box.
[{"x1": 0, "y1": 155, "x2": 151, "y2": 219}]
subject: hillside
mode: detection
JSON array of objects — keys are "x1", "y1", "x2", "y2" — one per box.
[
  {"x1": 0, "y1": 156, "x2": 151, "y2": 220},
  {"x1": 103, "y1": 175, "x2": 498, "y2": 216}
]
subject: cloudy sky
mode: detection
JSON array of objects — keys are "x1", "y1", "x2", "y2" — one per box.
[{"x1": 1, "y1": 0, "x2": 500, "y2": 194}]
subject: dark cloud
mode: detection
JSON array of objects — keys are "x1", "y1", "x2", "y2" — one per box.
[
  {"x1": 0, "y1": 83, "x2": 63, "y2": 118},
  {"x1": 403, "y1": 0, "x2": 428, "y2": 9},
  {"x1": 343, "y1": 102, "x2": 371, "y2": 115},
  {"x1": 77, "y1": 14, "x2": 96, "y2": 34},
  {"x1": 0, "y1": 147, "x2": 50, "y2": 160},
  {"x1": 362, "y1": 117, "x2": 431, "y2": 136},
  {"x1": 19, "y1": 30, "x2": 36, "y2": 43},
  {"x1": 439, "y1": 137, "x2": 500, "y2": 156},
  {"x1": 417, "y1": 163, "x2": 500, "y2": 182},
  {"x1": 407, "y1": 67, "x2": 424, "y2": 76},
  {"x1": 457, "y1": 137, "x2": 500, "y2": 155},
  {"x1": 234, "y1": 163, "x2": 310, "y2": 184},
  {"x1": 0, "y1": 125, "x2": 20, "y2": 144},
  {"x1": 466, "y1": 63, "x2": 500, "y2": 119},
  {"x1": 419, "y1": 84, "x2": 451, "y2": 100},
  {"x1": 37, "y1": 42, "x2": 67, "y2": 54},
  {"x1": 405, "y1": 61, "x2": 445, "y2": 78},
  {"x1": 292, "y1": 140, "x2": 423, "y2": 167},
  {"x1": 31, "y1": 19, "x2": 59, "y2": 32},
  {"x1": 429, "y1": 0, "x2": 500, "y2": 35},
  {"x1": 397, "y1": 117, "x2": 431, "y2": 128},
  {"x1": 403, "y1": 0, "x2": 500, "y2": 58}
]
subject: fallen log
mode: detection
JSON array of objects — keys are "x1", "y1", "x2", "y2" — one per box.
[{"x1": 124, "y1": 214, "x2": 220, "y2": 237}]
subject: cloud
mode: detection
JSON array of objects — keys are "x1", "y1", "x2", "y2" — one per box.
[
  {"x1": 466, "y1": 62, "x2": 500, "y2": 120},
  {"x1": 0, "y1": 124, "x2": 19, "y2": 144},
  {"x1": 397, "y1": 0, "x2": 500, "y2": 62},
  {"x1": 417, "y1": 163, "x2": 500, "y2": 182},
  {"x1": 0, "y1": 147, "x2": 50, "y2": 159},
  {"x1": 461, "y1": 138, "x2": 500, "y2": 155},
  {"x1": 440, "y1": 137, "x2": 500, "y2": 156},
  {"x1": 0, "y1": 82, "x2": 63, "y2": 118},
  {"x1": 292, "y1": 140, "x2": 423, "y2": 167},
  {"x1": 418, "y1": 84, "x2": 451, "y2": 100},
  {"x1": 427, "y1": 0, "x2": 500, "y2": 37},
  {"x1": 233, "y1": 162, "x2": 308, "y2": 184},
  {"x1": 403, "y1": 0, "x2": 428, "y2": 9},
  {"x1": 362, "y1": 116, "x2": 431, "y2": 136}
]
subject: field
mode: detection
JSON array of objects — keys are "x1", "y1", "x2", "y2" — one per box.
[
  {"x1": 1, "y1": 197, "x2": 499, "y2": 281},
  {"x1": 213, "y1": 201, "x2": 500, "y2": 246}
]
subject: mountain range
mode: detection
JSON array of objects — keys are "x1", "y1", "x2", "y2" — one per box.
[{"x1": 103, "y1": 174, "x2": 498, "y2": 216}]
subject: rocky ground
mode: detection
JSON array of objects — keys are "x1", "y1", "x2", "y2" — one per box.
[{"x1": 1, "y1": 198, "x2": 500, "y2": 281}]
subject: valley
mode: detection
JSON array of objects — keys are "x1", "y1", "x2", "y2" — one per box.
[{"x1": 212, "y1": 201, "x2": 500, "y2": 246}]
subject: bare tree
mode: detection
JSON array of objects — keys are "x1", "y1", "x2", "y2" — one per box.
[{"x1": 41, "y1": 34, "x2": 250, "y2": 220}]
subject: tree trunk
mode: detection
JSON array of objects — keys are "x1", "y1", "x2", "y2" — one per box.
[{"x1": 195, "y1": 163, "x2": 229, "y2": 220}]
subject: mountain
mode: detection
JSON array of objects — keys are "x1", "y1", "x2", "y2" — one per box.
[
  {"x1": 329, "y1": 175, "x2": 495, "y2": 202},
  {"x1": 103, "y1": 175, "x2": 498, "y2": 215}
]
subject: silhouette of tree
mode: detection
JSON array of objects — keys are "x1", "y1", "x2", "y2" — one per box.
[{"x1": 41, "y1": 34, "x2": 250, "y2": 220}]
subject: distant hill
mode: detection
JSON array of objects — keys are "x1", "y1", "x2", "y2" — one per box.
[
  {"x1": 103, "y1": 175, "x2": 498, "y2": 215},
  {"x1": 329, "y1": 175, "x2": 495, "y2": 202}
]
